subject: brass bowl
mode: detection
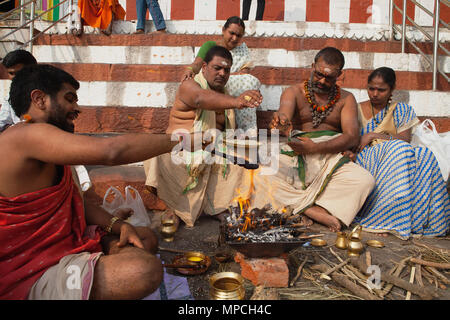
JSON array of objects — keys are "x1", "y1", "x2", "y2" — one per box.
[
  {"x1": 214, "y1": 252, "x2": 232, "y2": 263},
  {"x1": 311, "y1": 238, "x2": 327, "y2": 247},
  {"x1": 366, "y1": 240, "x2": 385, "y2": 248},
  {"x1": 184, "y1": 251, "x2": 207, "y2": 266},
  {"x1": 209, "y1": 272, "x2": 245, "y2": 300}
]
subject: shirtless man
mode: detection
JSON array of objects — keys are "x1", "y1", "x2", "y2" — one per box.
[
  {"x1": 167, "y1": 45, "x2": 262, "y2": 133},
  {"x1": 144, "y1": 45, "x2": 263, "y2": 227},
  {"x1": 0, "y1": 64, "x2": 193, "y2": 300},
  {"x1": 266, "y1": 47, "x2": 375, "y2": 232}
]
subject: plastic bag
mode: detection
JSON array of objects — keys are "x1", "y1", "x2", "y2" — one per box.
[
  {"x1": 102, "y1": 186, "x2": 151, "y2": 227},
  {"x1": 411, "y1": 119, "x2": 450, "y2": 182}
]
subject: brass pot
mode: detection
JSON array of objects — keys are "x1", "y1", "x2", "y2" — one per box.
[
  {"x1": 349, "y1": 225, "x2": 362, "y2": 240},
  {"x1": 160, "y1": 221, "x2": 177, "y2": 242},
  {"x1": 184, "y1": 251, "x2": 207, "y2": 266},
  {"x1": 209, "y1": 272, "x2": 245, "y2": 300},
  {"x1": 347, "y1": 236, "x2": 364, "y2": 257},
  {"x1": 335, "y1": 232, "x2": 348, "y2": 250}
]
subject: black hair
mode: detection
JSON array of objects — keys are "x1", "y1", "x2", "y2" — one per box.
[
  {"x1": 1, "y1": 49, "x2": 37, "y2": 68},
  {"x1": 368, "y1": 67, "x2": 396, "y2": 89},
  {"x1": 223, "y1": 16, "x2": 245, "y2": 31},
  {"x1": 204, "y1": 45, "x2": 233, "y2": 65},
  {"x1": 314, "y1": 47, "x2": 345, "y2": 70},
  {"x1": 9, "y1": 64, "x2": 80, "y2": 117}
]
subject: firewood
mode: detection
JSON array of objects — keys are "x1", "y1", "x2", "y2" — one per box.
[
  {"x1": 405, "y1": 266, "x2": 416, "y2": 300},
  {"x1": 311, "y1": 264, "x2": 382, "y2": 300},
  {"x1": 410, "y1": 258, "x2": 450, "y2": 269},
  {"x1": 380, "y1": 273, "x2": 438, "y2": 300},
  {"x1": 416, "y1": 264, "x2": 424, "y2": 287},
  {"x1": 412, "y1": 240, "x2": 450, "y2": 254},
  {"x1": 425, "y1": 266, "x2": 450, "y2": 285},
  {"x1": 290, "y1": 256, "x2": 309, "y2": 286},
  {"x1": 319, "y1": 258, "x2": 350, "y2": 281},
  {"x1": 381, "y1": 256, "x2": 411, "y2": 297}
]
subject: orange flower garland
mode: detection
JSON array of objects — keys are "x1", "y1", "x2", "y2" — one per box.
[
  {"x1": 23, "y1": 114, "x2": 32, "y2": 123},
  {"x1": 304, "y1": 80, "x2": 341, "y2": 113}
]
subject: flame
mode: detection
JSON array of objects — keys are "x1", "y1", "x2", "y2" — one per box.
[{"x1": 231, "y1": 170, "x2": 257, "y2": 232}]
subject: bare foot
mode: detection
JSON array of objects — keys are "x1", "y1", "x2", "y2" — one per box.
[
  {"x1": 303, "y1": 205, "x2": 341, "y2": 232},
  {"x1": 377, "y1": 233, "x2": 389, "y2": 237}
]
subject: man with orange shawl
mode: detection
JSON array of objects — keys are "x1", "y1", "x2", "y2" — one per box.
[
  {"x1": 78, "y1": 0, "x2": 125, "y2": 35},
  {"x1": 0, "y1": 64, "x2": 186, "y2": 299}
]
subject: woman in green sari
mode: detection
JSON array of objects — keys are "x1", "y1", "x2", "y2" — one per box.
[{"x1": 181, "y1": 16, "x2": 261, "y2": 136}]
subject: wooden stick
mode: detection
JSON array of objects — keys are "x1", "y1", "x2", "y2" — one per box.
[
  {"x1": 311, "y1": 264, "x2": 382, "y2": 300},
  {"x1": 366, "y1": 251, "x2": 372, "y2": 269},
  {"x1": 381, "y1": 273, "x2": 438, "y2": 300},
  {"x1": 405, "y1": 266, "x2": 416, "y2": 300},
  {"x1": 320, "y1": 258, "x2": 350, "y2": 280},
  {"x1": 416, "y1": 264, "x2": 424, "y2": 287},
  {"x1": 381, "y1": 256, "x2": 411, "y2": 297},
  {"x1": 421, "y1": 266, "x2": 437, "y2": 284},
  {"x1": 412, "y1": 240, "x2": 450, "y2": 254},
  {"x1": 297, "y1": 233, "x2": 325, "y2": 239},
  {"x1": 425, "y1": 266, "x2": 450, "y2": 285},
  {"x1": 410, "y1": 258, "x2": 450, "y2": 269},
  {"x1": 290, "y1": 256, "x2": 309, "y2": 287}
]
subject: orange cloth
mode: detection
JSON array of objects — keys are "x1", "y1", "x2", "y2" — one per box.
[{"x1": 78, "y1": 0, "x2": 126, "y2": 30}]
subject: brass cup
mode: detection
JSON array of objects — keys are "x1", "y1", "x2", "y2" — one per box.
[
  {"x1": 366, "y1": 240, "x2": 385, "y2": 248},
  {"x1": 347, "y1": 236, "x2": 364, "y2": 257},
  {"x1": 209, "y1": 272, "x2": 245, "y2": 300},
  {"x1": 160, "y1": 219, "x2": 177, "y2": 242},
  {"x1": 184, "y1": 251, "x2": 206, "y2": 266},
  {"x1": 335, "y1": 232, "x2": 348, "y2": 250},
  {"x1": 215, "y1": 252, "x2": 232, "y2": 263}
]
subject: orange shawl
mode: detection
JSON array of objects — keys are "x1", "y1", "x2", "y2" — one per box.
[{"x1": 78, "y1": 0, "x2": 126, "y2": 30}]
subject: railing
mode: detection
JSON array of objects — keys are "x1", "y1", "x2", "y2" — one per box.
[
  {"x1": 390, "y1": 0, "x2": 449, "y2": 90},
  {"x1": 0, "y1": 0, "x2": 75, "y2": 53}
]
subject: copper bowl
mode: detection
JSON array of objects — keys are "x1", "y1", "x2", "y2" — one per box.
[{"x1": 209, "y1": 272, "x2": 245, "y2": 300}]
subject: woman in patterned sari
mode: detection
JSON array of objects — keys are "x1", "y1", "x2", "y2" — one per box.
[
  {"x1": 181, "y1": 16, "x2": 261, "y2": 136},
  {"x1": 354, "y1": 67, "x2": 450, "y2": 239}
]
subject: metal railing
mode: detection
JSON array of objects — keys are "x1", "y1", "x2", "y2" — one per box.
[
  {"x1": 0, "y1": 0, "x2": 75, "y2": 53},
  {"x1": 390, "y1": 0, "x2": 449, "y2": 90}
]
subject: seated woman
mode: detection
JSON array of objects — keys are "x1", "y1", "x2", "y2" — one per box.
[
  {"x1": 354, "y1": 67, "x2": 450, "y2": 239},
  {"x1": 182, "y1": 16, "x2": 261, "y2": 136},
  {"x1": 77, "y1": 0, "x2": 126, "y2": 36}
]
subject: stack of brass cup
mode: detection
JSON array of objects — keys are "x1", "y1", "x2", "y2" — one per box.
[
  {"x1": 160, "y1": 214, "x2": 177, "y2": 242},
  {"x1": 335, "y1": 225, "x2": 364, "y2": 257}
]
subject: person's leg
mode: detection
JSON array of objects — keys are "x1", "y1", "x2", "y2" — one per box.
[
  {"x1": 136, "y1": 0, "x2": 147, "y2": 32},
  {"x1": 148, "y1": 0, "x2": 166, "y2": 31},
  {"x1": 302, "y1": 205, "x2": 342, "y2": 232},
  {"x1": 242, "y1": 0, "x2": 251, "y2": 20},
  {"x1": 256, "y1": 0, "x2": 265, "y2": 20},
  {"x1": 89, "y1": 237, "x2": 163, "y2": 299}
]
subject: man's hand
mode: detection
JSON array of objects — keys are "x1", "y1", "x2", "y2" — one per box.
[
  {"x1": 341, "y1": 150, "x2": 357, "y2": 162},
  {"x1": 113, "y1": 207, "x2": 134, "y2": 220},
  {"x1": 235, "y1": 90, "x2": 263, "y2": 109},
  {"x1": 270, "y1": 111, "x2": 293, "y2": 137},
  {"x1": 116, "y1": 222, "x2": 145, "y2": 249},
  {"x1": 287, "y1": 136, "x2": 316, "y2": 155}
]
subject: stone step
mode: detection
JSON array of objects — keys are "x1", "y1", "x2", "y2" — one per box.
[{"x1": 73, "y1": 108, "x2": 450, "y2": 134}]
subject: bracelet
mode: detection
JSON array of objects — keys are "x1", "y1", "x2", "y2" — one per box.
[
  {"x1": 105, "y1": 216, "x2": 121, "y2": 233},
  {"x1": 186, "y1": 66, "x2": 193, "y2": 71}
]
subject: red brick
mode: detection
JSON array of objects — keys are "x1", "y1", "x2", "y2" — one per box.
[
  {"x1": 84, "y1": 166, "x2": 167, "y2": 211},
  {"x1": 234, "y1": 252, "x2": 289, "y2": 288}
]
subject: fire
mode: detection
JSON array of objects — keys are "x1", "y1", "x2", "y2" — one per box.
[{"x1": 231, "y1": 170, "x2": 256, "y2": 232}]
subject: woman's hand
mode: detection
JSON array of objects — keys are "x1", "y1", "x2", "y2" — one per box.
[
  {"x1": 181, "y1": 67, "x2": 195, "y2": 82},
  {"x1": 357, "y1": 133, "x2": 375, "y2": 153}
]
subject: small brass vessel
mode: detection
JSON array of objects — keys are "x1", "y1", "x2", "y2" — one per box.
[
  {"x1": 335, "y1": 232, "x2": 348, "y2": 250},
  {"x1": 160, "y1": 218, "x2": 177, "y2": 242},
  {"x1": 210, "y1": 272, "x2": 245, "y2": 300},
  {"x1": 214, "y1": 252, "x2": 232, "y2": 263},
  {"x1": 347, "y1": 236, "x2": 364, "y2": 257},
  {"x1": 366, "y1": 239, "x2": 385, "y2": 248},
  {"x1": 349, "y1": 225, "x2": 362, "y2": 240}
]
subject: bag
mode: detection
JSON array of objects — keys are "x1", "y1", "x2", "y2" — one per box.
[
  {"x1": 102, "y1": 186, "x2": 151, "y2": 227},
  {"x1": 411, "y1": 119, "x2": 450, "y2": 182}
]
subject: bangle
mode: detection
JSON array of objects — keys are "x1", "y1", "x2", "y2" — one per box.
[
  {"x1": 186, "y1": 66, "x2": 193, "y2": 71},
  {"x1": 105, "y1": 216, "x2": 121, "y2": 233}
]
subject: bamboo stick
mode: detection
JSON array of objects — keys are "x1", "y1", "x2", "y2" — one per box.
[
  {"x1": 410, "y1": 258, "x2": 450, "y2": 269},
  {"x1": 320, "y1": 258, "x2": 350, "y2": 280}
]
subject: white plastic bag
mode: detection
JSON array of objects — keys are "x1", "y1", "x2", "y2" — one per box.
[
  {"x1": 102, "y1": 186, "x2": 151, "y2": 227},
  {"x1": 411, "y1": 119, "x2": 450, "y2": 182}
]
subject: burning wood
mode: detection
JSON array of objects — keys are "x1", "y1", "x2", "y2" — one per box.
[{"x1": 223, "y1": 202, "x2": 304, "y2": 243}]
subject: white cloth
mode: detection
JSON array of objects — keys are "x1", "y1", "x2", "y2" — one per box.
[{"x1": 0, "y1": 98, "x2": 20, "y2": 132}]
